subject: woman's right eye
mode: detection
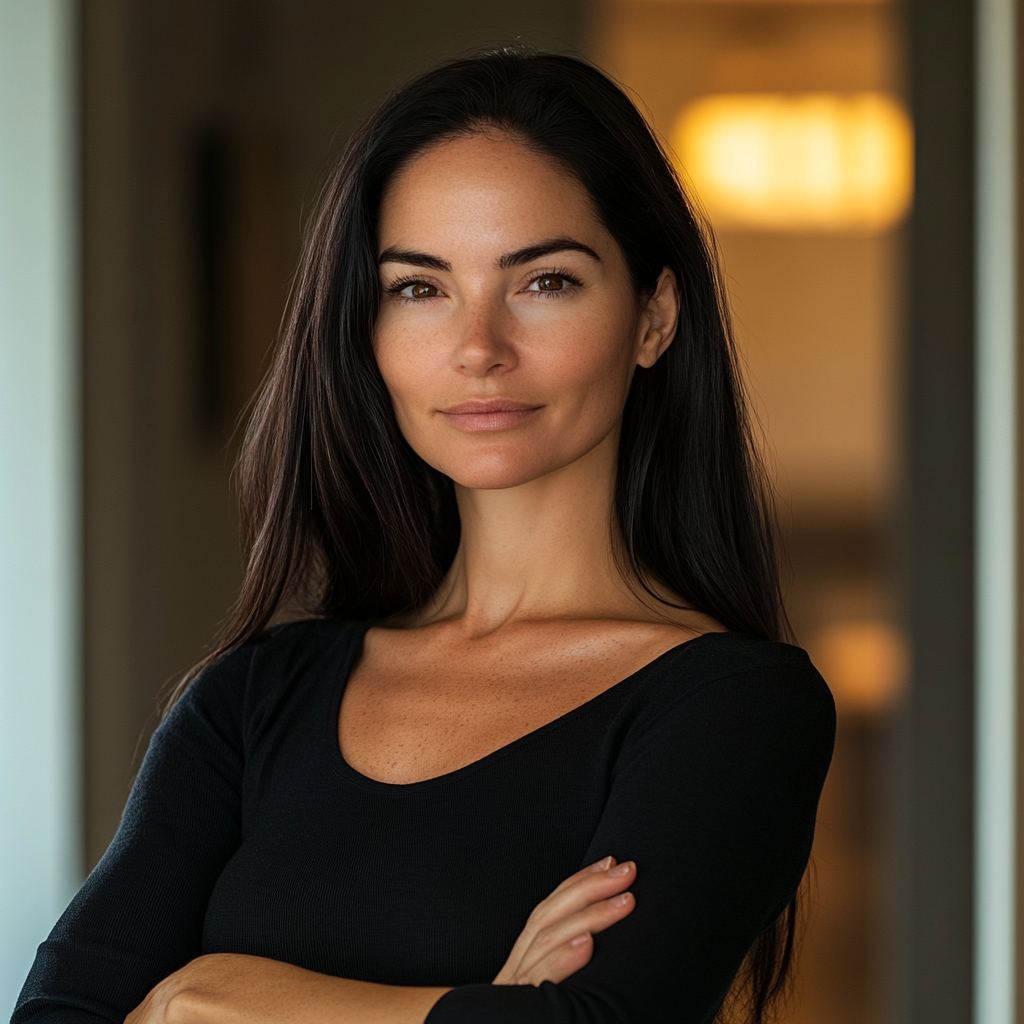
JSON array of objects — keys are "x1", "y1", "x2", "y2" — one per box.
[{"x1": 394, "y1": 281, "x2": 440, "y2": 300}]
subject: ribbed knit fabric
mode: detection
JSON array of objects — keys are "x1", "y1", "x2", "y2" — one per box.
[{"x1": 13, "y1": 619, "x2": 834, "y2": 1024}]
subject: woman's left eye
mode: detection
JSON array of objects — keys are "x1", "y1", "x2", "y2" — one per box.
[{"x1": 525, "y1": 273, "x2": 580, "y2": 296}]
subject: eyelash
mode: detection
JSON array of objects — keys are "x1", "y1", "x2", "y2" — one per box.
[
  {"x1": 386, "y1": 277, "x2": 437, "y2": 303},
  {"x1": 525, "y1": 267, "x2": 584, "y2": 298},
  {"x1": 385, "y1": 267, "x2": 585, "y2": 304}
]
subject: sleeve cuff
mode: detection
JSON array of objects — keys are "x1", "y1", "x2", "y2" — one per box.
[{"x1": 425, "y1": 982, "x2": 570, "y2": 1023}]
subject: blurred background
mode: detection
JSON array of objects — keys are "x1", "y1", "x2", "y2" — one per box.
[{"x1": 0, "y1": 0, "x2": 1004, "y2": 1022}]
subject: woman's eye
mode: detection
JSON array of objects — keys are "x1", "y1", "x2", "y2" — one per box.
[
  {"x1": 529, "y1": 275, "x2": 568, "y2": 293},
  {"x1": 404, "y1": 282, "x2": 438, "y2": 299},
  {"x1": 392, "y1": 281, "x2": 440, "y2": 300}
]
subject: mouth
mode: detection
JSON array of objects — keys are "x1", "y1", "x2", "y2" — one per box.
[{"x1": 438, "y1": 398, "x2": 543, "y2": 431}]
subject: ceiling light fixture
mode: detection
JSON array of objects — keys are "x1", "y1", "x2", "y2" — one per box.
[{"x1": 672, "y1": 92, "x2": 913, "y2": 233}]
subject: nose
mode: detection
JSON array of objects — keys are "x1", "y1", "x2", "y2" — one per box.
[{"x1": 451, "y1": 300, "x2": 517, "y2": 378}]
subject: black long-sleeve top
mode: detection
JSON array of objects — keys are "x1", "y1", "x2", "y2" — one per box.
[{"x1": 13, "y1": 619, "x2": 835, "y2": 1024}]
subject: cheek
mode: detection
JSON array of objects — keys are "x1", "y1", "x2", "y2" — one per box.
[
  {"x1": 373, "y1": 328, "x2": 441, "y2": 430},
  {"x1": 537, "y1": 311, "x2": 638, "y2": 412}
]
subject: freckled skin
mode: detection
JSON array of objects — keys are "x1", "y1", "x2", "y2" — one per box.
[{"x1": 374, "y1": 133, "x2": 648, "y2": 492}]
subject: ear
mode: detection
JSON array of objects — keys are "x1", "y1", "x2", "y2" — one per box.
[{"x1": 635, "y1": 267, "x2": 680, "y2": 369}]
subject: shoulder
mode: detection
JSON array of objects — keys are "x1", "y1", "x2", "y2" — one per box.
[
  {"x1": 168, "y1": 617, "x2": 365, "y2": 738},
  {"x1": 245, "y1": 616, "x2": 364, "y2": 680},
  {"x1": 622, "y1": 631, "x2": 836, "y2": 763},
  {"x1": 648, "y1": 630, "x2": 833, "y2": 710}
]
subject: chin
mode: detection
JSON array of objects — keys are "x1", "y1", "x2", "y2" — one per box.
[{"x1": 433, "y1": 450, "x2": 558, "y2": 491}]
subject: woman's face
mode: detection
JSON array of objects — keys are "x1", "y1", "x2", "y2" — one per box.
[{"x1": 374, "y1": 132, "x2": 677, "y2": 491}]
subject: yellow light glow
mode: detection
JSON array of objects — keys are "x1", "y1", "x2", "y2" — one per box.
[
  {"x1": 672, "y1": 93, "x2": 913, "y2": 233},
  {"x1": 809, "y1": 621, "x2": 908, "y2": 715}
]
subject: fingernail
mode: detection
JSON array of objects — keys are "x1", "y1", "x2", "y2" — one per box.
[
  {"x1": 610, "y1": 893, "x2": 631, "y2": 907},
  {"x1": 591, "y1": 856, "x2": 613, "y2": 872},
  {"x1": 570, "y1": 933, "x2": 590, "y2": 946},
  {"x1": 608, "y1": 861, "x2": 633, "y2": 877}
]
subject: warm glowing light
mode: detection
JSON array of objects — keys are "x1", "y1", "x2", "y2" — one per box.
[
  {"x1": 809, "y1": 621, "x2": 908, "y2": 715},
  {"x1": 672, "y1": 93, "x2": 913, "y2": 233}
]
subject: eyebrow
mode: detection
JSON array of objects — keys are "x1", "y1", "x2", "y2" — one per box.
[
  {"x1": 377, "y1": 246, "x2": 451, "y2": 272},
  {"x1": 377, "y1": 237, "x2": 602, "y2": 273},
  {"x1": 496, "y1": 238, "x2": 601, "y2": 269}
]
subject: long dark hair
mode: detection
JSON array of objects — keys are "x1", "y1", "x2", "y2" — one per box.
[{"x1": 176, "y1": 48, "x2": 795, "y2": 1023}]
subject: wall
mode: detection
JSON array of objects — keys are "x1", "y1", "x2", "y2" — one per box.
[{"x1": 0, "y1": 0, "x2": 78, "y2": 1011}]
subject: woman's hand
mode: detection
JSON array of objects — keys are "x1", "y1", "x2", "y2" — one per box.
[
  {"x1": 123, "y1": 955, "x2": 339, "y2": 1024},
  {"x1": 123, "y1": 954, "x2": 447, "y2": 1024},
  {"x1": 494, "y1": 856, "x2": 636, "y2": 987}
]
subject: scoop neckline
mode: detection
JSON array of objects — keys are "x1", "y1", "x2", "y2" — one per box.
[{"x1": 324, "y1": 620, "x2": 725, "y2": 794}]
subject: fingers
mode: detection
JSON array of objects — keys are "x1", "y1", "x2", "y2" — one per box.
[
  {"x1": 493, "y1": 857, "x2": 637, "y2": 986},
  {"x1": 515, "y1": 932, "x2": 595, "y2": 986},
  {"x1": 499, "y1": 859, "x2": 633, "y2": 979},
  {"x1": 516, "y1": 890, "x2": 635, "y2": 980},
  {"x1": 530, "y1": 860, "x2": 635, "y2": 931}
]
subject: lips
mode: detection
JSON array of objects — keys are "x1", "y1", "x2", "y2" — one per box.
[{"x1": 438, "y1": 398, "x2": 542, "y2": 431}]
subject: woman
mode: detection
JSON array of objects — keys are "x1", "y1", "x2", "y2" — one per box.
[{"x1": 14, "y1": 49, "x2": 834, "y2": 1024}]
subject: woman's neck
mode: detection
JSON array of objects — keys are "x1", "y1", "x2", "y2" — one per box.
[{"x1": 420, "y1": 431, "x2": 650, "y2": 634}]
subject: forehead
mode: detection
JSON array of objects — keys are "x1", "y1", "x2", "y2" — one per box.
[{"x1": 378, "y1": 133, "x2": 604, "y2": 250}]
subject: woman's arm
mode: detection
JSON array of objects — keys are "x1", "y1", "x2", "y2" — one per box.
[
  {"x1": 124, "y1": 957, "x2": 447, "y2": 1024},
  {"x1": 427, "y1": 643, "x2": 836, "y2": 1023},
  {"x1": 124, "y1": 858, "x2": 638, "y2": 1024},
  {"x1": 12, "y1": 648, "x2": 255, "y2": 1024}
]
